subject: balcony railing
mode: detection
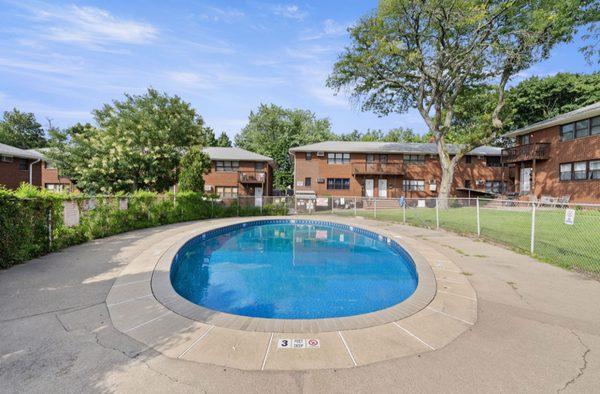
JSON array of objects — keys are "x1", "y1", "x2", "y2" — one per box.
[
  {"x1": 238, "y1": 171, "x2": 266, "y2": 183},
  {"x1": 352, "y1": 162, "x2": 403, "y2": 175},
  {"x1": 501, "y1": 143, "x2": 550, "y2": 163}
]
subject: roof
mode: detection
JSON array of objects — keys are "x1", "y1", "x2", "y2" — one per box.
[
  {"x1": 504, "y1": 101, "x2": 600, "y2": 138},
  {"x1": 0, "y1": 143, "x2": 45, "y2": 160},
  {"x1": 289, "y1": 141, "x2": 501, "y2": 156},
  {"x1": 202, "y1": 147, "x2": 273, "y2": 162}
]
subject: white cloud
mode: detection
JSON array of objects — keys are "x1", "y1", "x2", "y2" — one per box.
[
  {"x1": 300, "y1": 19, "x2": 349, "y2": 41},
  {"x1": 272, "y1": 4, "x2": 307, "y2": 20},
  {"x1": 166, "y1": 67, "x2": 285, "y2": 91},
  {"x1": 25, "y1": 4, "x2": 157, "y2": 49},
  {"x1": 199, "y1": 6, "x2": 245, "y2": 23},
  {"x1": 0, "y1": 56, "x2": 83, "y2": 74}
]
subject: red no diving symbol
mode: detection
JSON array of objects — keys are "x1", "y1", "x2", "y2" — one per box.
[{"x1": 308, "y1": 339, "x2": 319, "y2": 347}]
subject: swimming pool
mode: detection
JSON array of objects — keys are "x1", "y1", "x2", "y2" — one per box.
[{"x1": 169, "y1": 220, "x2": 418, "y2": 319}]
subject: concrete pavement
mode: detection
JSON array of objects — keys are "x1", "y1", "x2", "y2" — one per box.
[{"x1": 1, "y1": 218, "x2": 599, "y2": 393}]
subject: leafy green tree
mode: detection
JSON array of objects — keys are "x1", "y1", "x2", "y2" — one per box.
[
  {"x1": 507, "y1": 72, "x2": 600, "y2": 129},
  {"x1": 178, "y1": 146, "x2": 211, "y2": 192},
  {"x1": 48, "y1": 89, "x2": 206, "y2": 193},
  {"x1": 216, "y1": 132, "x2": 232, "y2": 147},
  {"x1": 235, "y1": 104, "x2": 335, "y2": 190},
  {"x1": 0, "y1": 108, "x2": 47, "y2": 149},
  {"x1": 340, "y1": 127, "x2": 429, "y2": 142},
  {"x1": 328, "y1": 0, "x2": 594, "y2": 207}
]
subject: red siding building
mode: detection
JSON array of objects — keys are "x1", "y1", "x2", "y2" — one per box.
[
  {"x1": 501, "y1": 102, "x2": 600, "y2": 203},
  {"x1": 290, "y1": 141, "x2": 506, "y2": 198}
]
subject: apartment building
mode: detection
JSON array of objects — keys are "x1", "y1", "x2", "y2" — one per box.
[
  {"x1": 501, "y1": 102, "x2": 600, "y2": 203},
  {"x1": 0, "y1": 143, "x2": 75, "y2": 191},
  {"x1": 202, "y1": 147, "x2": 273, "y2": 202},
  {"x1": 290, "y1": 141, "x2": 505, "y2": 198}
]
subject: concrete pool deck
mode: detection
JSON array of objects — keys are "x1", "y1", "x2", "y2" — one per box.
[
  {"x1": 1, "y1": 216, "x2": 599, "y2": 392},
  {"x1": 107, "y1": 216, "x2": 468, "y2": 370}
]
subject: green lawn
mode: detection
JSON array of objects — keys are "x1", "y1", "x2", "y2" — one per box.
[{"x1": 333, "y1": 206, "x2": 600, "y2": 275}]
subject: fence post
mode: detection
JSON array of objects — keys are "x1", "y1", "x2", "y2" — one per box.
[
  {"x1": 331, "y1": 197, "x2": 334, "y2": 213},
  {"x1": 403, "y1": 201, "x2": 406, "y2": 224},
  {"x1": 354, "y1": 197, "x2": 357, "y2": 216},
  {"x1": 237, "y1": 196, "x2": 240, "y2": 217},
  {"x1": 374, "y1": 199, "x2": 377, "y2": 219},
  {"x1": 435, "y1": 198, "x2": 439, "y2": 229},
  {"x1": 476, "y1": 197, "x2": 480, "y2": 237},
  {"x1": 47, "y1": 207, "x2": 53, "y2": 251},
  {"x1": 530, "y1": 202, "x2": 536, "y2": 254},
  {"x1": 211, "y1": 199, "x2": 214, "y2": 218}
]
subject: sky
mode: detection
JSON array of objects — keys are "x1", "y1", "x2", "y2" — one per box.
[{"x1": 0, "y1": 0, "x2": 597, "y2": 139}]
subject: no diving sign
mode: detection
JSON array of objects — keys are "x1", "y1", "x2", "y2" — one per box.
[
  {"x1": 277, "y1": 338, "x2": 320, "y2": 349},
  {"x1": 564, "y1": 209, "x2": 576, "y2": 225}
]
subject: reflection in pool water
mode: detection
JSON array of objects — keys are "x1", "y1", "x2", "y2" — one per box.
[{"x1": 170, "y1": 221, "x2": 418, "y2": 319}]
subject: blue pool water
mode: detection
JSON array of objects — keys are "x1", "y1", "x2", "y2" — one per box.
[{"x1": 170, "y1": 220, "x2": 418, "y2": 319}]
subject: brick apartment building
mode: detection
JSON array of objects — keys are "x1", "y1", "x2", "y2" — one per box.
[
  {"x1": 501, "y1": 102, "x2": 600, "y2": 203},
  {"x1": 289, "y1": 141, "x2": 505, "y2": 198},
  {"x1": 202, "y1": 147, "x2": 273, "y2": 202},
  {"x1": 0, "y1": 143, "x2": 75, "y2": 192}
]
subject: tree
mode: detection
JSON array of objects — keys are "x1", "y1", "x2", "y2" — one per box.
[
  {"x1": 328, "y1": 0, "x2": 594, "y2": 207},
  {"x1": 48, "y1": 89, "x2": 206, "y2": 193},
  {"x1": 216, "y1": 132, "x2": 232, "y2": 147},
  {"x1": 235, "y1": 104, "x2": 335, "y2": 190},
  {"x1": 178, "y1": 146, "x2": 211, "y2": 192},
  {"x1": 0, "y1": 108, "x2": 47, "y2": 149},
  {"x1": 506, "y1": 72, "x2": 600, "y2": 129},
  {"x1": 339, "y1": 127, "x2": 429, "y2": 142}
]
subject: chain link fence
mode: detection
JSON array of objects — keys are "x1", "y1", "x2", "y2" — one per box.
[
  {"x1": 317, "y1": 195, "x2": 599, "y2": 276},
  {"x1": 3, "y1": 192, "x2": 599, "y2": 276}
]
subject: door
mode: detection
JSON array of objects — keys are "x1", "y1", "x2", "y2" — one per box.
[
  {"x1": 378, "y1": 178, "x2": 388, "y2": 198},
  {"x1": 520, "y1": 167, "x2": 532, "y2": 194},
  {"x1": 254, "y1": 186, "x2": 263, "y2": 207},
  {"x1": 365, "y1": 179, "x2": 374, "y2": 197}
]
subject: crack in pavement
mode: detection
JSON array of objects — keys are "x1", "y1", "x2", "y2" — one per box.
[
  {"x1": 142, "y1": 360, "x2": 203, "y2": 391},
  {"x1": 0, "y1": 301, "x2": 106, "y2": 324},
  {"x1": 557, "y1": 330, "x2": 590, "y2": 393}
]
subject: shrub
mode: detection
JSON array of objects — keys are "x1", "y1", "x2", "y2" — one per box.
[{"x1": 0, "y1": 186, "x2": 280, "y2": 269}]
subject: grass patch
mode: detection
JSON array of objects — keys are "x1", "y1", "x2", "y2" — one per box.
[{"x1": 334, "y1": 206, "x2": 600, "y2": 275}]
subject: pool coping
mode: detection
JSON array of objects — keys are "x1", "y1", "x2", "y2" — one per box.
[
  {"x1": 106, "y1": 216, "x2": 478, "y2": 370},
  {"x1": 151, "y1": 218, "x2": 436, "y2": 333}
]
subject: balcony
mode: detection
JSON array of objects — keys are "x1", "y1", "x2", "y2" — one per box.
[
  {"x1": 352, "y1": 162, "x2": 403, "y2": 175},
  {"x1": 238, "y1": 171, "x2": 266, "y2": 183},
  {"x1": 501, "y1": 143, "x2": 550, "y2": 163}
]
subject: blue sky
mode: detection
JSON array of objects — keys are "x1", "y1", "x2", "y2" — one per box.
[{"x1": 0, "y1": 0, "x2": 597, "y2": 139}]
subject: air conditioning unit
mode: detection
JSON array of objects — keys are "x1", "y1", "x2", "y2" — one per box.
[
  {"x1": 317, "y1": 177, "x2": 325, "y2": 183},
  {"x1": 475, "y1": 180, "x2": 484, "y2": 186},
  {"x1": 316, "y1": 151, "x2": 325, "y2": 157},
  {"x1": 204, "y1": 185, "x2": 212, "y2": 191}
]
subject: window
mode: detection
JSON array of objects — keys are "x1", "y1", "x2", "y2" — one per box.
[
  {"x1": 215, "y1": 161, "x2": 239, "y2": 171},
  {"x1": 1, "y1": 155, "x2": 13, "y2": 162},
  {"x1": 306, "y1": 152, "x2": 312, "y2": 161},
  {"x1": 575, "y1": 119, "x2": 590, "y2": 138},
  {"x1": 327, "y1": 153, "x2": 350, "y2": 164},
  {"x1": 486, "y1": 156, "x2": 501, "y2": 167},
  {"x1": 45, "y1": 183, "x2": 65, "y2": 192},
  {"x1": 589, "y1": 160, "x2": 600, "y2": 179},
  {"x1": 485, "y1": 181, "x2": 503, "y2": 194},
  {"x1": 18, "y1": 159, "x2": 28, "y2": 170},
  {"x1": 591, "y1": 117, "x2": 600, "y2": 136},
  {"x1": 561, "y1": 123, "x2": 574, "y2": 141},
  {"x1": 304, "y1": 177, "x2": 312, "y2": 187},
  {"x1": 402, "y1": 179, "x2": 425, "y2": 191},
  {"x1": 326, "y1": 178, "x2": 350, "y2": 190},
  {"x1": 560, "y1": 163, "x2": 572, "y2": 181},
  {"x1": 521, "y1": 135, "x2": 531, "y2": 145},
  {"x1": 464, "y1": 180, "x2": 472, "y2": 189},
  {"x1": 255, "y1": 162, "x2": 264, "y2": 171},
  {"x1": 573, "y1": 161, "x2": 587, "y2": 180},
  {"x1": 215, "y1": 186, "x2": 238, "y2": 198},
  {"x1": 465, "y1": 155, "x2": 472, "y2": 164},
  {"x1": 379, "y1": 154, "x2": 388, "y2": 163},
  {"x1": 366, "y1": 154, "x2": 374, "y2": 163},
  {"x1": 404, "y1": 154, "x2": 425, "y2": 164}
]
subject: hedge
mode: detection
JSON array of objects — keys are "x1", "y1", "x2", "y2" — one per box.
[{"x1": 0, "y1": 185, "x2": 288, "y2": 269}]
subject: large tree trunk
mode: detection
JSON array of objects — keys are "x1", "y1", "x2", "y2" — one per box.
[{"x1": 436, "y1": 137, "x2": 455, "y2": 210}]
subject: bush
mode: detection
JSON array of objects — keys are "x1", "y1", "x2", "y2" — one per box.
[{"x1": 0, "y1": 186, "x2": 283, "y2": 269}]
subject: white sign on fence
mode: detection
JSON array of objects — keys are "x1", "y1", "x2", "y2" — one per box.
[
  {"x1": 564, "y1": 209, "x2": 576, "y2": 225},
  {"x1": 119, "y1": 198, "x2": 128, "y2": 210},
  {"x1": 63, "y1": 201, "x2": 80, "y2": 227},
  {"x1": 316, "y1": 198, "x2": 329, "y2": 207},
  {"x1": 417, "y1": 199, "x2": 426, "y2": 208}
]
